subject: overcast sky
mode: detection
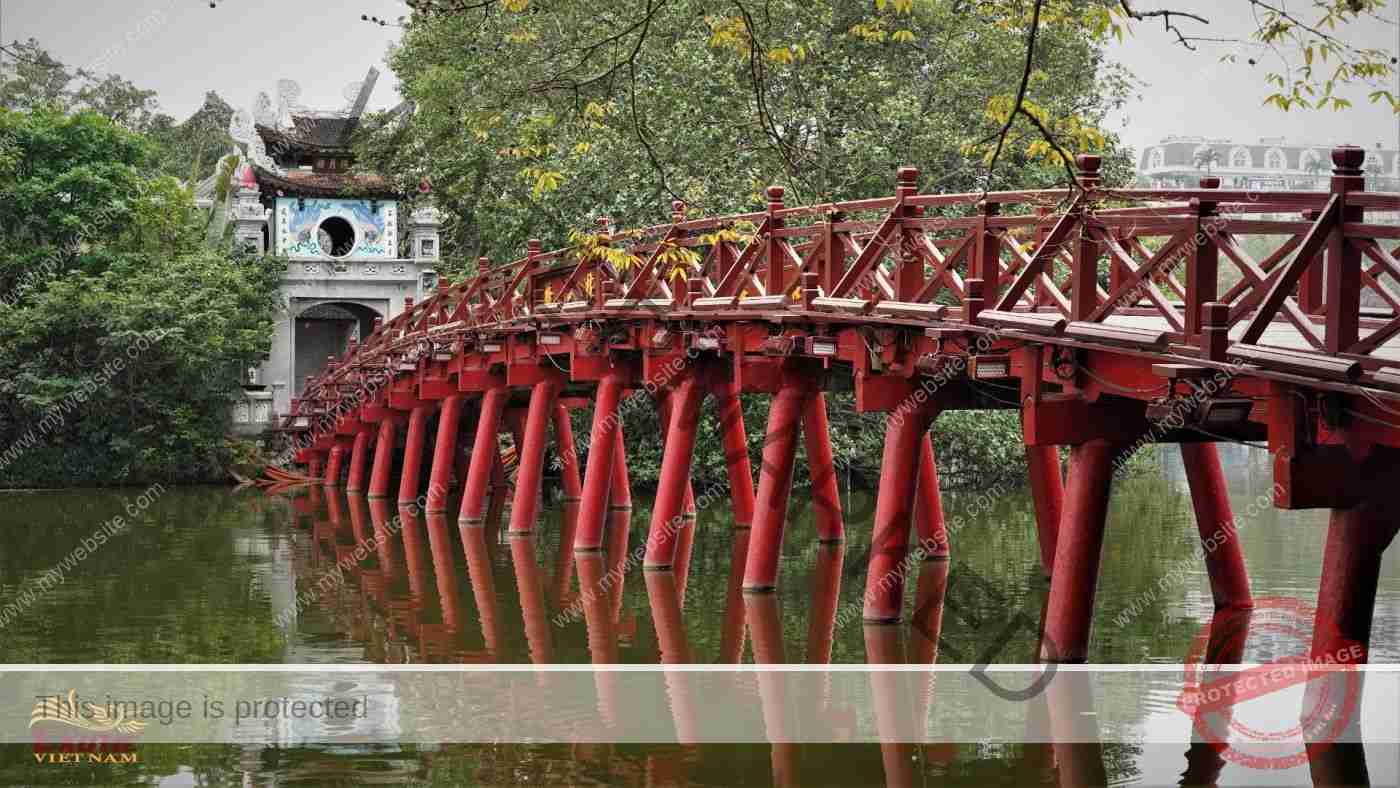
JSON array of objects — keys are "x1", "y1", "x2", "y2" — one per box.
[{"x1": 2, "y1": 0, "x2": 1397, "y2": 161}]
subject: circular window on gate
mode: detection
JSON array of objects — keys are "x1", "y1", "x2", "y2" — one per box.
[{"x1": 317, "y1": 216, "x2": 356, "y2": 258}]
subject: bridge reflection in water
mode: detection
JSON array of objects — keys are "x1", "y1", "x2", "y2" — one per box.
[{"x1": 266, "y1": 485, "x2": 1386, "y2": 787}]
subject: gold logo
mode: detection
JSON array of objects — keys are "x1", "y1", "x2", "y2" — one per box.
[{"x1": 30, "y1": 690, "x2": 147, "y2": 735}]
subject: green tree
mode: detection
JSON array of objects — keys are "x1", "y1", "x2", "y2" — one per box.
[
  {"x1": 0, "y1": 39, "x2": 73, "y2": 111},
  {"x1": 0, "y1": 107, "x2": 284, "y2": 486},
  {"x1": 358, "y1": 0, "x2": 1136, "y2": 269}
]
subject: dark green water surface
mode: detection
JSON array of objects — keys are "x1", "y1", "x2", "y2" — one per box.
[{"x1": 2, "y1": 445, "x2": 1397, "y2": 785}]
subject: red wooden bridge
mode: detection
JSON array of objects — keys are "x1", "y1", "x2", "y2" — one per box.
[{"x1": 279, "y1": 146, "x2": 1400, "y2": 665}]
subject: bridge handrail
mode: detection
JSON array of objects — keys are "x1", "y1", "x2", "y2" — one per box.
[{"x1": 283, "y1": 144, "x2": 1400, "y2": 426}]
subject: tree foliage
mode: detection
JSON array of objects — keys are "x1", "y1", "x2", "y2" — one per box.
[
  {"x1": 361, "y1": 0, "x2": 1137, "y2": 270},
  {"x1": 0, "y1": 108, "x2": 284, "y2": 486},
  {"x1": 0, "y1": 40, "x2": 235, "y2": 182}
]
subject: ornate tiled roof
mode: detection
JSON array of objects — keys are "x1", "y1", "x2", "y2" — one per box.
[{"x1": 251, "y1": 166, "x2": 399, "y2": 198}]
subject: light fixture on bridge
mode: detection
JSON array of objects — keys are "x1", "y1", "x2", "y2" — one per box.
[
  {"x1": 690, "y1": 334, "x2": 721, "y2": 351},
  {"x1": 539, "y1": 333, "x2": 564, "y2": 346},
  {"x1": 970, "y1": 354, "x2": 1011, "y2": 380},
  {"x1": 482, "y1": 341, "x2": 503, "y2": 353},
  {"x1": 1198, "y1": 398, "x2": 1254, "y2": 428},
  {"x1": 651, "y1": 328, "x2": 673, "y2": 348},
  {"x1": 808, "y1": 337, "x2": 838, "y2": 357}
]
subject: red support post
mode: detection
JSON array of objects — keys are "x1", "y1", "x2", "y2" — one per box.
[
  {"x1": 426, "y1": 394, "x2": 465, "y2": 513},
  {"x1": 1311, "y1": 499, "x2": 1400, "y2": 664},
  {"x1": 508, "y1": 378, "x2": 560, "y2": 534},
  {"x1": 1026, "y1": 444, "x2": 1064, "y2": 577},
  {"x1": 742, "y1": 373, "x2": 813, "y2": 592},
  {"x1": 1070, "y1": 155, "x2": 1102, "y2": 321},
  {"x1": 646, "y1": 375, "x2": 705, "y2": 568},
  {"x1": 713, "y1": 375, "x2": 755, "y2": 528},
  {"x1": 863, "y1": 405, "x2": 934, "y2": 623},
  {"x1": 804, "y1": 393, "x2": 845, "y2": 543},
  {"x1": 610, "y1": 425, "x2": 632, "y2": 510},
  {"x1": 975, "y1": 202, "x2": 1002, "y2": 303},
  {"x1": 915, "y1": 432, "x2": 948, "y2": 559},
  {"x1": 458, "y1": 384, "x2": 507, "y2": 524},
  {"x1": 574, "y1": 371, "x2": 625, "y2": 551},
  {"x1": 765, "y1": 186, "x2": 787, "y2": 296},
  {"x1": 1041, "y1": 441, "x2": 1119, "y2": 662},
  {"x1": 345, "y1": 431, "x2": 372, "y2": 494},
  {"x1": 323, "y1": 439, "x2": 349, "y2": 487},
  {"x1": 553, "y1": 404, "x2": 583, "y2": 502},
  {"x1": 397, "y1": 404, "x2": 432, "y2": 505},
  {"x1": 307, "y1": 455, "x2": 323, "y2": 482},
  {"x1": 646, "y1": 374, "x2": 704, "y2": 568},
  {"x1": 1187, "y1": 177, "x2": 1221, "y2": 340},
  {"x1": 367, "y1": 418, "x2": 398, "y2": 499},
  {"x1": 1325, "y1": 145, "x2": 1366, "y2": 354},
  {"x1": 1180, "y1": 442, "x2": 1253, "y2": 611}
]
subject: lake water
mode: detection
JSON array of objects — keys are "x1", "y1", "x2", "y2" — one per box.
[{"x1": 2, "y1": 444, "x2": 1398, "y2": 785}]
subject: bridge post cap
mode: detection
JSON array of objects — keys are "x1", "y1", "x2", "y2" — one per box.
[
  {"x1": 1076, "y1": 153, "x2": 1102, "y2": 174},
  {"x1": 1198, "y1": 176, "x2": 1221, "y2": 189},
  {"x1": 766, "y1": 185, "x2": 785, "y2": 202},
  {"x1": 527, "y1": 238, "x2": 542, "y2": 253},
  {"x1": 896, "y1": 166, "x2": 920, "y2": 185},
  {"x1": 1332, "y1": 145, "x2": 1365, "y2": 173},
  {"x1": 671, "y1": 199, "x2": 686, "y2": 216},
  {"x1": 404, "y1": 296, "x2": 415, "y2": 309}
]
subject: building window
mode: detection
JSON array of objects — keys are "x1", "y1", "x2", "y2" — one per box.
[
  {"x1": 420, "y1": 238, "x2": 437, "y2": 258},
  {"x1": 318, "y1": 216, "x2": 356, "y2": 258},
  {"x1": 1266, "y1": 149, "x2": 1286, "y2": 170},
  {"x1": 1147, "y1": 147, "x2": 1165, "y2": 170},
  {"x1": 1230, "y1": 148, "x2": 1252, "y2": 168}
]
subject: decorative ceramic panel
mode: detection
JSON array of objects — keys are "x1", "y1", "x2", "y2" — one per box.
[{"x1": 276, "y1": 198, "x2": 397, "y2": 259}]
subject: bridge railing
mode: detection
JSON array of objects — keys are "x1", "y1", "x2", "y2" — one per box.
[{"x1": 283, "y1": 144, "x2": 1400, "y2": 427}]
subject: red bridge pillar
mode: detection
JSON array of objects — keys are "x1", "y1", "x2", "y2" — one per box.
[
  {"x1": 805, "y1": 393, "x2": 845, "y2": 543},
  {"x1": 426, "y1": 394, "x2": 465, "y2": 513},
  {"x1": 610, "y1": 424, "x2": 632, "y2": 510},
  {"x1": 458, "y1": 384, "x2": 507, "y2": 525},
  {"x1": 863, "y1": 405, "x2": 938, "y2": 623},
  {"x1": 1312, "y1": 498, "x2": 1400, "y2": 664},
  {"x1": 1180, "y1": 442, "x2": 1252, "y2": 611},
  {"x1": 646, "y1": 373, "x2": 705, "y2": 569},
  {"x1": 509, "y1": 379, "x2": 561, "y2": 534},
  {"x1": 712, "y1": 375, "x2": 755, "y2": 529},
  {"x1": 574, "y1": 371, "x2": 625, "y2": 551},
  {"x1": 742, "y1": 371, "x2": 814, "y2": 592},
  {"x1": 397, "y1": 403, "x2": 432, "y2": 506},
  {"x1": 1026, "y1": 444, "x2": 1064, "y2": 577},
  {"x1": 367, "y1": 418, "x2": 398, "y2": 499},
  {"x1": 345, "y1": 431, "x2": 372, "y2": 494},
  {"x1": 323, "y1": 438, "x2": 350, "y2": 487},
  {"x1": 1041, "y1": 440, "x2": 1120, "y2": 662},
  {"x1": 915, "y1": 433, "x2": 948, "y2": 559},
  {"x1": 307, "y1": 454, "x2": 324, "y2": 482},
  {"x1": 553, "y1": 404, "x2": 583, "y2": 502}
]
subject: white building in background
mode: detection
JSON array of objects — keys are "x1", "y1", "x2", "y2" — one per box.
[
  {"x1": 1137, "y1": 136, "x2": 1400, "y2": 191},
  {"x1": 208, "y1": 68, "x2": 439, "y2": 434}
]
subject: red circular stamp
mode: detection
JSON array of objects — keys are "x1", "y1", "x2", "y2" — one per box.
[{"x1": 1175, "y1": 596, "x2": 1363, "y2": 770}]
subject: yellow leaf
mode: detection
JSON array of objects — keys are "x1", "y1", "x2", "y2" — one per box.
[
  {"x1": 891, "y1": 29, "x2": 916, "y2": 43},
  {"x1": 502, "y1": 0, "x2": 529, "y2": 11}
]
